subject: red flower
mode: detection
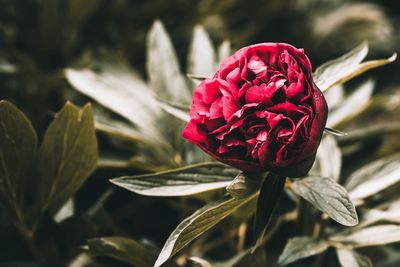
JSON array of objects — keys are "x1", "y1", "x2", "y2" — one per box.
[{"x1": 183, "y1": 43, "x2": 327, "y2": 177}]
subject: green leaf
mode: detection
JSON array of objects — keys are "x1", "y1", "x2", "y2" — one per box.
[
  {"x1": 254, "y1": 174, "x2": 285, "y2": 249},
  {"x1": 226, "y1": 172, "x2": 264, "y2": 199},
  {"x1": 156, "y1": 98, "x2": 190, "y2": 122},
  {"x1": 361, "y1": 209, "x2": 400, "y2": 226},
  {"x1": 313, "y1": 42, "x2": 396, "y2": 91},
  {"x1": 37, "y1": 102, "x2": 98, "y2": 214},
  {"x1": 336, "y1": 248, "x2": 372, "y2": 267},
  {"x1": 218, "y1": 40, "x2": 231, "y2": 65},
  {"x1": 311, "y1": 135, "x2": 342, "y2": 182},
  {"x1": 0, "y1": 100, "x2": 38, "y2": 206},
  {"x1": 94, "y1": 108, "x2": 148, "y2": 143},
  {"x1": 147, "y1": 20, "x2": 190, "y2": 104},
  {"x1": 324, "y1": 84, "x2": 344, "y2": 109},
  {"x1": 188, "y1": 25, "x2": 216, "y2": 78},
  {"x1": 65, "y1": 59, "x2": 162, "y2": 140},
  {"x1": 186, "y1": 257, "x2": 213, "y2": 267},
  {"x1": 327, "y1": 79, "x2": 374, "y2": 128},
  {"x1": 324, "y1": 127, "x2": 347, "y2": 137},
  {"x1": 314, "y1": 42, "x2": 368, "y2": 91},
  {"x1": 111, "y1": 163, "x2": 237, "y2": 197},
  {"x1": 346, "y1": 153, "x2": 400, "y2": 202},
  {"x1": 330, "y1": 224, "x2": 400, "y2": 248},
  {"x1": 291, "y1": 176, "x2": 358, "y2": 226},
  {"x1": 154, "y1": 193, "x2": 258, "y2": 267},
  {"x1": 88, "y1": 237, "x2": 176, "y2": 267},
  {"x1": 278, "y1": 236, "x2": 329, "y2": 266}
]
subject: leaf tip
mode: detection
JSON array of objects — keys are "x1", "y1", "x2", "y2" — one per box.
[
  {"x1": 360, "y1": 40, "x2": 369, "y2": 53},
  {"x1": 389, "y1": 52, "x2": 397, "y2": 62},
  {"x1": 153, "y1": 256, "x2": 166, "y2": 267},
  {"x1": 109, "y1": 178, "x2": 120, "y2": 186},
  {"x1": 151, "y1": 19, "x2": 164, "y2": 34}
]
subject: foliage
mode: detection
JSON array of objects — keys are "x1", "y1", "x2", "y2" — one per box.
[
  {"x1": 64, "y1": 21, "x2": 400, "y2": 267},
  {"x1": 0, "y1": 101, "x2": 98, "y2": 261},
  {"x1": 1, "y1": 1, "x2": 400, "y2": 267}
]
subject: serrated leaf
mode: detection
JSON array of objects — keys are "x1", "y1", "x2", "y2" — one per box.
[
  {"x1": 111, "y1": 163, "x2": 237, "y2": 197},
  {"x1": 278, "y1": 237, "x2": 329, "y2": 266},
  {"x1": 37, "y1": 102, "x2": 98, "y2": 214},
  {"x1": 88, "y1": 237, "x2": 172, "y2": 267},
  {"x1": 312, "y1": 135, "x2": 342, "y2": 182},
  {"x1": 336, "y1": 249, "x2": 372, "y2": 267},
  {"x1": 65, "y1": 59, "x2": 162, "y2": 140},
  {"x1": 254, "y1": 174, "x2": 285, "y2": 248},
  {"x1": 147, "y1": 20, "x2": 190, "y2": 104},
  {"x1": 314, "y1": 42, "x2": 396, "y2": 91},
  {"x1": 188, "y1": 25, "x2": 216, "y2": 79},
  {"x1": 0, "y1": 101, "x2": 38, "y2": 206},
  {"x1": 291, "y1": 176, "x2": 358, "y2": 226},
  {"x1": 327, "y1": 79, "x2": 374, "y2": 127},
  {"x1": 330, "y1": 224, "x2": 400, "y2": 248},
  {"x1": 346, "y1": 153, "x2": 400, "y2": 202},
  {"x1": 154, "y1": 193, "x2": 258, "y2": 267}
]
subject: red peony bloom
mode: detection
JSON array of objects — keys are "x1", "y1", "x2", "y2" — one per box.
[{"x1": 183, "y1": 43, "x2": 328, "y2": 177}]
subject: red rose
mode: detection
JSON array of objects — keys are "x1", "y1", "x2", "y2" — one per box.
[{"x1": 183, "y1": 43, "x2": 327, "y2": 177}]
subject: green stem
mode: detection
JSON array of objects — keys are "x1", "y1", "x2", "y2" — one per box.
[{"x1": 253, "y1": 173, "x2": 286, "y2": 249}]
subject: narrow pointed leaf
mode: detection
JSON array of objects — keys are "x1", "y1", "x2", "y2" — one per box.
[
  {"x1": 254, "y1": 174, "x2": 285, "y2": 248},
  {"x1": 157, "y1": 98, "x2": 190, "y2": 122},
  {"x1": 218, "y1": 40, "x2": 231, "y2": 65},
  {"x1": 336, "y1": 249, "x2": 372, "y2": 267},
  {"x1": 94, "y1": 112, "x2": 147, "y2": 143},
  {"x1": 278, "y1": 237, "x2": 329, "y2": 266},
  {"x1": 314, "y1": 42, "x2": 368, "y2": 91},
  {"x1": 154, "y1": 193, "x2": 258, "y2": 267},
  {"x1": 327, "y1": 79, "x2": 374, "y2": 127},
  {"x1": 37, "y1": 102, "x2": 98, "y2": 214},
  {"x1": 346, "y1": 153, "x2": 400, "y2": 202},
  {"x1": 341, "y1": 53, "x2": 396, "y2": 86},
  {"x1": 324, "y1": 127, "x2": 347, "y2": 137},
  {"x1": 186, "y1": 73, "x2": 209, "y2": 82},
  {"x1": 65, "y1": 60, "x2": 162, "y2": 139},
  {"x1": 111, "y1": 163, "x2": 237, "y2": 197},
  {"x1": 188, "y1": 25, "x2": 216, "y2": 78},
  {"x1": 330, "y1": 224, "x2": 400, "y2": 248},
  {"x1": 314, "y1": 42, "x2": 395, "y2": 91},
  {"x1": 362, "y1": 208, "x2": 400, "y2": 226},
  {"x1": 147, "y1": 20, "x2": 190, "y2": 104},
  {"x1": 291, "y1": 176, "x2": 358, "y2": 226}
]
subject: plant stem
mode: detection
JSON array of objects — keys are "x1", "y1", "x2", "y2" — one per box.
[{"x1": 253, "y1": 174, "x2": 286, "y2": 250}]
